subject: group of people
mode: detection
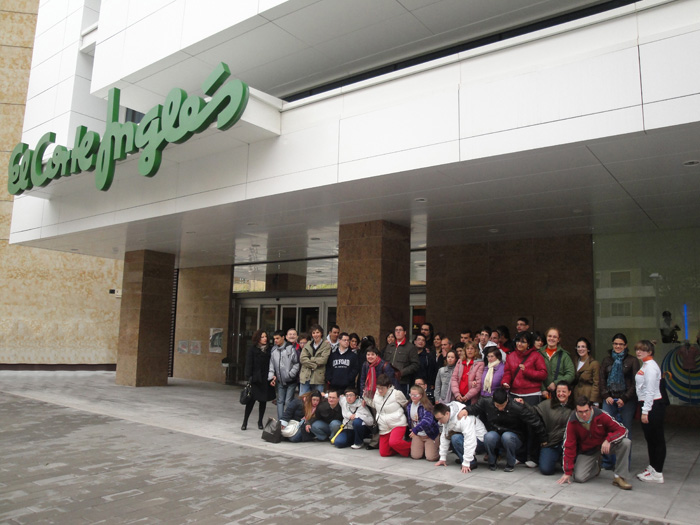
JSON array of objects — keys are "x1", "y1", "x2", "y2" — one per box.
[{"x1": 242, "y1": 319, "x2": 668, "y2": 490}]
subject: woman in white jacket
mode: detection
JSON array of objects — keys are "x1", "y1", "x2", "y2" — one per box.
[
  {"x1": 364, "y1": 374, "x2": 410, "y2": 457},
  {"x1": 635, "y1": 340, "x2": 667, "y2": 483}
]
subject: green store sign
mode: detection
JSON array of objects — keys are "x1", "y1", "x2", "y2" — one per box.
[{"x1": 7, "y1": 62, "x2": 248, "y2": 195}]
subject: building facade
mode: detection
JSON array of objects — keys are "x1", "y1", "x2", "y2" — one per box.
[{"x1": 5, "y1": 1, "x2": 700, "y2": 412}]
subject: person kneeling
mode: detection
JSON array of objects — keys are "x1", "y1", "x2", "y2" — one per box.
[
  {"x1": 307, "y1": 390, "x2": 343, "y2": 441},
  {"x1": 434, "y1": 402, "x2": 486, "y2": 473},
  {"x1": 557, "y1": 395, "x2": 633, "y2": 490},
  {"x1": 363, "y1": 374, "x2": 411, "y2": 457},
  {"x1": 333, "y1": 387, "x2": 374, "y2": 449}
]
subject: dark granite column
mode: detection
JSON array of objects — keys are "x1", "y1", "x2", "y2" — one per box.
[
  {"x1": 337, "y1": 220, "x2": 410, "y2": 345},
  {"x1": 116, "y1": 250, "x2": 175, "y2": 386}
]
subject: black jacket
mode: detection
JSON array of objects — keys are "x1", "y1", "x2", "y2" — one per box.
[
  {"x1": 326, "y1": 349, "x2": 360, "y2": 390},
  {"x1": 244, "y1": 345, "x2": 275, "y2": 402},
  {"x1": 465, "y1": 396, "x2": 547, "y2": 443},
  {"x1": 308, "y1": 399, "x2": 342, "y2": 425},
  {"x1": 281, "y1": 398, "x2": 305, "y2": 422}
]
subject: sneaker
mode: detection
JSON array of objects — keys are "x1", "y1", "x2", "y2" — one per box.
[
  {"x1": 525, "y1": 460, "x2": 537, "y2": 468},
  {"x1": 637, "y1": 465, "x2": 654, "y2": 480},
  {"x1": 638, "y1": 470, "x2": 664, "y2": 484},
  {"x1": 612, "y1": 477, "x2": 633, "y2": 490},
  {"x1": 350, "y1": 444, "x2": 362, "y2": 449},
  {"x1": 488, "y1": 464, "x2": 497, "y2": 471},
  {"x1": 504, "y1": 464, "x2": 515, "y2": 473}
]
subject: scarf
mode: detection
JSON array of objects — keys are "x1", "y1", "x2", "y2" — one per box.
[
  {"x1": 459, "y1": 360, "x2": 474, "y2": 396},
  {"x1": 607, "y1": 350, "x2": 627, "y2": 393},
  {"x1": 365, "y1": 358, "x2": 382, "y2": 397},
  {"x1": 483, "y1": 359, "x2": 500, "y2": 394}
]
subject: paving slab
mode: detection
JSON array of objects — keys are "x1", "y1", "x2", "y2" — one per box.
[{"x1": 0, "y1": 371, "x2": 697, "y2": 524}]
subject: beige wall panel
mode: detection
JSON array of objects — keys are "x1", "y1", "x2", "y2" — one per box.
[
  {"x1": 173, "y1": 265, "x2": 231, "y2": 383},
  {"x1": 0, "y1": 45, "x2": 32, "y2": 104}
]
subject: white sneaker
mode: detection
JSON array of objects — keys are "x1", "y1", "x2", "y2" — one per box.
[
  {"x1": 350, "y1": 444, "x2": 362, "y2": 449},
  {"x1": 638, "y1": 470, "x2": 664, "y2": 484},
  {"x1": 525, "y1": 460, "x2": 537, "y2": 468}
]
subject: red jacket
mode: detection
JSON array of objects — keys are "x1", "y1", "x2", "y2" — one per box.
[
  {"x1": 502, "y1": 347, "x2": 547, "y2": 395},
  {"x1": 562, "y1": 407, "x2": 628, "y2": 475}
]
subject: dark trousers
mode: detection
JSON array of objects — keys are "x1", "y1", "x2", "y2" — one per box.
[{"x1": 641, "y1": 399, "x2": 667, "y2": 472}]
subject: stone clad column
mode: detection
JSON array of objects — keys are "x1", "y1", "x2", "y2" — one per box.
[
  {"x1": 116, "y1": 250, "x2": 175, "y2": 386},
  {"x1": 337, "y1": 221, "x2": 410, "y2": 344}
]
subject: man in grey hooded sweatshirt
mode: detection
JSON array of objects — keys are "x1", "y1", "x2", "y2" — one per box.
[{"x1": 268, "y1": 330, "x2": 300, "y2": 419}]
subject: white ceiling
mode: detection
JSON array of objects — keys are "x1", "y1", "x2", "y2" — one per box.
[
  {"x1": 20, "y1": 121, "x2": 700, "y2": 269},
  {"x1": 116, "y1": 0, "x2": 614, "y2": 108}
]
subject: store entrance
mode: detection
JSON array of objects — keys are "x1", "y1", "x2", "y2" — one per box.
[{"x1": 230, "y1": 297, "x2": 337, "y2": 383}]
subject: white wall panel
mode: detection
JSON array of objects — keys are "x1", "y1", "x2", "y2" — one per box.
[
  {"x1": 644, "y1": 93, "x2": 700, "y2": 130},
  {"x1": 246, "y1": 165, "x2": 337, "y2": 200},
  {"x1": 176, "y1": 146, "x2": 248, "y2": 196},
  {"x1": 247, "y1": 121, "x2": 339, "y2": 182},
  {"x1": 35, "y1": 0, "x2": 69, "y2": 38},
  {"x1": 22, "y1": 86, "x2": 59, "y2": 132},
  {"x1": 180, "y1": 0, "x2": 258, "y2": 50},
  {"x1": 339, "y1": 86, "x2": 459, "y2": 163},
  {"x1": 460, "y1": 106, "x2": 644, "y2": 161},
  {"x1": 31, "y1": 19, "x2": 66, "y2": 67},
  {"x1": 639, "y1": 29, "x2": 700, "y2": 104},
  {"x1": 26, "y1": 54, "x2": 62, "y2": 100},
  {"x1": 9, "y1": 196, "x2": 46, "y2": 232},
  {"x1": 96, "y1": 0, "x2": 129, "y2": 43},
  {"x1": 461, "y1": 48, "x2": 641, "y2": 139}
]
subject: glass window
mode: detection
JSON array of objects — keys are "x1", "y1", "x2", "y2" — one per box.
[{"x1": 233, "y1": 258, "x2": 338, "y2": 293}]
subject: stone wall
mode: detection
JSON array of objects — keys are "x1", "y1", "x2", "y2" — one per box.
[{"x1": 0, "y1": 0, "x2": 123, "y2": 366}]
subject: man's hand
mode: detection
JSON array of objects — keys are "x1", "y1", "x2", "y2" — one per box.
[
  {"x1": 435, "y1": 460, "x2": 447, "y2": 467},
  {"x1": 641, "y1": 413, "x2": 649, "y2": 424},
  {"x1": 601, "y1": 439, "x2": 611, "y2": 455},
  {"x1": 461, "y1": 465, "x2": 472, "y2": 474},
  {"x1": 513, "y1": 397, "x2": 524, "y2": 404},
  {"x1": 557, "y1": 474, "x2": 572, "y2": 484}
]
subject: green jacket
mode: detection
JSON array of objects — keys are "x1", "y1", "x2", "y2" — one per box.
[{"x1": 539, "y1": 345, "x2": 575, "y2": 390}]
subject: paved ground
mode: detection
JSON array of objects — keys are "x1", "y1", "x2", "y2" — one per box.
[{"x1": 0, "y1": 371, "x2": 698, "y2": 524}]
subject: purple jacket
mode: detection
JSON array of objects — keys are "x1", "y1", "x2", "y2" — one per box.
[
  {"x1": 405, "y1": 403, "x2": 440, "y2": 440},
  {"x1": 480, "y1": 361, "x2": 505, "y2": 397}
]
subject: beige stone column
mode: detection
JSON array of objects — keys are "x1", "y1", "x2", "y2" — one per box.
[
  {"x1": 116, "y1": 250, "x2": 175, "y2": 386},
  {"x1": 337, "y1": 220, "x2": 410, "y2": 345}
]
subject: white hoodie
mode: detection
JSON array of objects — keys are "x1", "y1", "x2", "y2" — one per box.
[{"x1": 438, "y1": 401, "x2": 487, "y2": 466}]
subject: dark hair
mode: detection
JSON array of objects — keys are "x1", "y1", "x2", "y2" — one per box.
[
  {"x1": 550, "y1": 381, "x2": 575, "y2": 409},
  {"x1": 496, "y1": 325, "x2": 511, "y2": 340},
  {"x1": 421, "y1": 323, "x2": 435, "y2": 340},
  {"x1": 445, "y1": 349, "x2": 458, "y2": 362},
  {"x1": 376, "y1": 374, "x2": 393, "y2": 387},
  {"x1": 339, "y1": 332, "x2": 349, "y2": 340},
  {"x1": 298, "y1": 332, "x2": 309, "y2": 341},
  {"x1": 385, "y1": 332, "x2": 395, "y2": 342},
  {"x1": 575, "y1": 337, "x2": 592, "y2": 356},
  {"x1": 611, "y1": 333, "x2": 627, "y2": 344},
  {"x1": 492, "y1": 388, "x2": 508, "y2": 404},
  {"x1": 273, "y1": 329, "x2": 285, "y2": 338},
  {"x1": 360, "y1": 335, "x2": 376, "y2": 352},
  {"x1": 433, "y1": 403, "x2": 450, "y2": 416},
  {"x1": 349, "y1": 333, "x2": 360, "y2": 343},
  {"x1": 434, "y1": 332, "x2": 446, "y2": 341},
  {"x1": 330, "y1": 324, "x2": 340, "y2": 331},
  {"x1": 365, "y1": 346, "x2": 378, "y2": 356},
  {"x1": 479, "y1": 325, "x2": 492, "y2": 335},
  {"x1": 634, "y1": 339, "x2": 655, "y2": 356},
  {"x1": 461, "y1": 328, "x2": 472, "y2": 336},
  {"x1": 514, "y1": 331, "x2": 533, "y2": 347},
  {"x1": 252, "y1": 329, "x2": 267, "y2": 346},
  {"x1": 482, "y1": 346, "x2": 501, "y2": 363},
  {"x1": 394, "y1": 323, "x2": 407, "y2": 332},
  {"x1": 575, "y1": 395, "x2": 590, "y2": 407},
  {"x1": 309, "y1": 324, "x2": 324, "y2": 336},
  {"x1": 517, "y1": 317, "x2": 529, "y2": 325},
  {"x1": 344, "y1": 387, "x2": 359, "y2": 396},
  {"x1": 533, "y1": 331, "x2": 545, "y2": 344},
  {"x1": 414, "y1": 333, "x2": 426, "y2": 344}
]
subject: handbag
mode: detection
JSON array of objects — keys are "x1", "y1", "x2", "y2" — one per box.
[
  {"x1": 330, "y1": 424, "x2": 345, "y2": 444},
  {"x1": 239, "y1": 383, "x2": 252, "y2": 405},
  {"x1": 281, "y1": 419, "x2": 302, "y2": 438},
  {"x1": 261, "y1": 417, "x2": 282, "y2": 443}
]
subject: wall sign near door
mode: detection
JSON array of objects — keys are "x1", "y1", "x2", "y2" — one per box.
[{"x1": 7, "y1": 62, "x2": 249, "y2": 195}]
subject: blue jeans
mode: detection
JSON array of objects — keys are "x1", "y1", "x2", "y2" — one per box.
[
  {"x1": 601, "y1": 400, "x2": 635, "y2": 467},
  {"x1": 332, "y1": 419, "x2": 371, "y2": 448},
  {"x1": 451, "y1": 433, "x2": 485, "y2": 468},
  {"x1": 539, "y1": 443, "x2": 563, "y2": 475},
  {"x1": 276, "y1": 382, "x2": 297, "y2": 420},
  {"x1": 299, "y1": 382, "x2": 324, "y2": 395},
  {"x1": 484, "y1": 431, "x2": 522, "y2": 467},
  {"x1": 310, "y1": 419, "x2": 342, "y2": 441}
]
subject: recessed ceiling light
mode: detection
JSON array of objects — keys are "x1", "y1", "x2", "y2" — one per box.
[
  {"x1": 251, "y1": 243, "x2": 260, "y2": 247},
  {"x1": 246, "y1": 222, "x2": 257, "y2": 226},
  {"x1": 488, "y1": 228, "x2": 499, "y2": 234},
  {"x1": 310, "y1": 237, "x2": 321, "y2": 241},
  {"x1": 70, "y1": 248, "x2": 79, "y2": 252},
  {"x1": 414, "y1": 197, "x2": 427, "y2": 202},
  {"x1": 572, "y1": 208, "x2": 583, "y2": 214},
  {"x1": 683, "y1": 160, "x2": 699, "y2": 166},
  {"x1": 418, "y1": 243, "x2": 427, "y2": 248},
  {"x1": 185, "y1": 231, "x2": 196, "y2": 234}
]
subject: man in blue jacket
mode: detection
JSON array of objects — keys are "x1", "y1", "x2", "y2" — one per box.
[{"x1": 326, "y1": 332, "x2": 360, "y2": 394}]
